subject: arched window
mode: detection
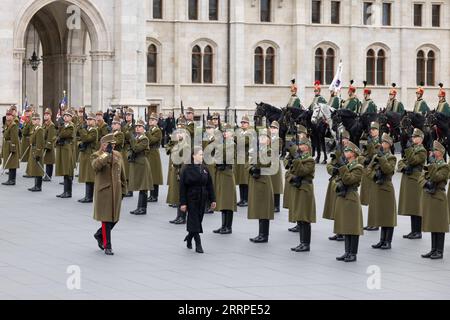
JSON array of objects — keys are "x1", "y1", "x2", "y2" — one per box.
[
  {"x1": 147, "y1": 44, "x2": 157, "y2": 83},
  {"x1": 366, "y1": 49, "x2": 375, "y2": 85},
  {"x1": 416, "y1": 50, "x2": 425, "y2": 86},
  {"x1": 265, "y1": 47, "x2": 275, "y2": 84},
  {"x1": 254, "y1": 47, "x2": 264, "y2": 84},
  {"x1": 376, "y1": 49, "x2": 385, "y2": 85},
  {"x1": 315, "y1": 48, "x2": 324, "y2": 85},
  {"x1": 203, "y1": 45, "x2": 213, "y2": 83},
  {"x1": 325, "y1": 48, "x2": 335, "y2": 84},
  {"x1": 192, "y1": 45, "x2": 202, "y2": 83},
  {"x1": 427, "y1": 51, "x2": 435, "y2": 86}
]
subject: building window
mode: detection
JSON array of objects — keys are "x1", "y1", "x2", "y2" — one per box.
[
  {"x1": 382, "y1": 3, "x2": 391, "y2": 26},
  {"x1": 366, "y1": 49, "x2": 376, "y2": 85},
  {"x1": 315, "y1": 48, "x2": 324, "y2": 84},
  {"x1": 254, "y1": 46, "x2": 276, "y2": 85},
  {"x1": 331, "y1": 1, "x2": 340, "y2": 24},
  {"x1": 363, "y1": 2, "x2": 373, "y2": 25},
  {"x1": 203, "y1": 45, "x2": 213, "y2": 83},
  {"x1": 265, "y1": 47, "x2": 275, "y2": 85},
  {"x1": 414, "y1": 4, "x2": 422, "y2": 26},
  {"x1": 192, "y1": 45, "x2": 202, "y2": 83},
  {"x1": 432, "y1": 4, "x2": 441, "y2": 27},
  {"x1": 153, "y1": 0, "x2": 162, "y2": 19},
  {"x1": 209, "y1": 0, "x2": 218, "y2": 21},
  {"x1": 189, "y1": 0, "x2": 198, "y2": 20},
  {"x1": 147, "y1": 44, "x2": 158, "y2": 83},
  {"x1": 325, "y1": 48, "x2": 335, "y2": 84},
  {"x1": 312, "y1": 1, "x2": 321, "y2": 24},
  {"x1": 254, "y1": 47, "x2": 264, "y2": 84},
  {"x1": 427, "y1": 51, "x2": 435, "y2": 86},
  {"x1": 376, "y1": 49, "x2": 386, "y2": 85},
  {"x1": 260, "y1": 0, "x2": 271, "y2": 22},
  {"x1": 416, "y1": 50, "x2": 425, "y2": 85}
]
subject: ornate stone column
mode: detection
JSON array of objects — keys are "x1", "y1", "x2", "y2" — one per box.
[{"x1": 67, "y1": 54, "x2": 87, "y2": 107}]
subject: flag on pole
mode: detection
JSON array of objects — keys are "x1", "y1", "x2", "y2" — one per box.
[
  {"x1": 329, "y1": 60, "x2": 343, "y2": 93},
  {"x1": 60, "y1": 90, "x2": 68, "y2": 109},
  {"x1": 22, "y1": 96, "x2": 29, "y2": 115}
]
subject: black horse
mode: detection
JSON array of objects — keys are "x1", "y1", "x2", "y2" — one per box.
[
  {"x1": 255, "y1": 102, "x2": 283, "y2": 126},
  {"x1": 425, "y1": 110, "x2": 450, "y2": 156},
  {"x1": 377, "y1": 110, "x2": 403, "y2": 154},
  {"x1": 400, "y1": 111, "x2": 432, "y2": 157},
  {"x1": 331, "y1": 109, "x2": 378, "y2": 147}
]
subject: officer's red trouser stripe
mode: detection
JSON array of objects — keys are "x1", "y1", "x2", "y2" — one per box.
[{"x1": 102, "y1": 222, "x2": 107, "y2": 249}]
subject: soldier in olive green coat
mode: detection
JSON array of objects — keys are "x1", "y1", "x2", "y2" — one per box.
[
  {"x1": 235, "y1": 115, "x2": 251, "y2": 207},
  {"x1": 129, "y1": 119, "x2": 153, "y2": 215},
  {"x1": 361, "y1": 122, "x2": 381, "y2": 231},
  {"x1": 112, "y1": 116, "x2": 127, "y2": 174},
  {"x1": 288, "y1": 138, "x2": 316, "y2": 253},
  {"x1": 419, "y1": 140, "x2": 449, "y2": 260},
  {"x1": 334, "y1": 142, "x2": 364, "y2": 263},
  {"x1": 398, "y1": 128, "x2": 427, "y2": 239},
  {"x1": 92, "y1": 134, "x2": 127, "y2": 256},
  {"x1": 78, "y1": 113, "x2": 98, "y2": 203},
  {"x1": 203, "y1": 121, "x2": 218, "y2": 214},
  {"x1": 122, "y1": 108, "x2": 134, "y2": 197},
  {"x1": 213, "y1": 123, "x2": 237, "y2": 235},
  {"x1": 42, "y1": 109, "x2": 56, "y2": 181},
  {"x1": 146, "y1": 113, "x2": 164, "y2": 202},
  {"x1": 96, "y1": 112, "x2": 110, "y2": 140},
  {"x1": 367, "y1": 133, "x2": 398, "y2": 250},
  {"x1": 26, "y1": 113, "x2": 45, "y2": 192},
  {"x1": 248, "y1": 129, "x2": 274, "y2": 243},
  {"x1": 1, "y1": 109, "x2": 20, "y2": 186},
  {"x1": 269, "y1": 121, "x2": 283, "y2": 213},
  {"x1": 20, "y1": 108, "x2": 33, "y2": 165},
  {"x1": 323, "y1": 129, "x2": 350, "y2": 241},
  {"x1": 55, "y1": 110, "x2": 75, "y2": 199}
]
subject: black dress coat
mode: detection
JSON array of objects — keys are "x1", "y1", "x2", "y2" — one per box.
[{"x1": 180, "y1": 164, "x2": 216, "y2": 233}]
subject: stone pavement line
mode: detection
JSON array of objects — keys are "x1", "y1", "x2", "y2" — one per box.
[{"x1": 0, "y1": 153, "x2": 449, "y2": 300}]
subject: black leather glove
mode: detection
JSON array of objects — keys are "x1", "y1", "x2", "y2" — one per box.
[
  {"x1": 330, "y1": 153, "x2": 336, "y2": 160},
  {"x1": 332, "y1": 167, "x2": 339, "y2": 176},
  {"x1": 35, "y1": 156, "x2": 41, "y2": 162}
]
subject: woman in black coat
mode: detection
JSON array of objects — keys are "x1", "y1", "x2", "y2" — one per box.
[{"x1": 180, "y1": 147, "x2": 216, "y2": 253}]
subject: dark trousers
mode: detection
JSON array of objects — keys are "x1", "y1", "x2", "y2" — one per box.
[
  {"x1": 95, "y1": 222, "x2": 117, "y2": 250},
  {"x1": 411, "y1": 216, "x2": 422, "y2": 233},
  {"x1": 46, "y1": 164, "x2": 53, "y2": 178}
]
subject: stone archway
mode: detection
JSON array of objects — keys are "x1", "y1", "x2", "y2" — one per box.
[{"x1": 13, "y1": 0, "x2": 113, "y2": 115}]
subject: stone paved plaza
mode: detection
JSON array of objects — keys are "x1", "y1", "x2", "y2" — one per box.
[{"x1": 1, "y1": 152, "x2": 450, "y2": 300}]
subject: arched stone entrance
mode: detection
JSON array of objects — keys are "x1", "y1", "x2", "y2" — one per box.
[{"x1": 13, "y1": 0, "x2": 113, "y2": 115}]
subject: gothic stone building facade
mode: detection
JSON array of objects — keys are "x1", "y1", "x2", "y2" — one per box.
[{"x1": 0, "y1": 0, "x2": 449, "y2": 120}]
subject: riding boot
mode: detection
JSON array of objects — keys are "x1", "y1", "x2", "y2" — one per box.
[
  {"x1": 409, "y1": 216, "x2": 422, "y2": 239},
  {"x1": 36, "y1": 176, "x2": 43, "y2": 191},
  {"x1": 175, "y1": 209, "x2": 187, "y2": 224},
  {"x1": 153, "y1": 185, "x2": 159, "y2": 201},
  {"x1": 291, "y1": 222, "x2": 303, "y2": 251},
  {"x1": 221, "y1": 211, "x2": 233, "y2": 234},
  {"x1": 254, "y1": 219, "x2": 269, "y2": 243},
  {"x1": 430, "y1": 233, "x2": 445, "y2": 259},
  {"x1": 250, "y1": 220, "x2": 264, "y2": 242},
  {"x1": 237, "y1": 185, "x2": 244, "y2": 206},
  {"x1": 184, "y1": 232, "x2": 194, "y2": 249},
  {"x1": 422, "y1": 233, "x2": 437, "y2": 258},
  {"x1": 134, "y1": 191, "x2": 148, "y2": 215},
  {"x1": 345, "y1": 235, "x2": 359, "y2": 262},
  {"x1": 2, "y1": 169, "x2": 16, "y2": 186},
  {"x1": 43, "y1": 165, "x2": 53, "y2": 182},
  {"x1": 380, "y1": 227, "x2": 393, "y2": 249},
  {"x1": 243, "y1": 185, "x2": 249, "y2": 205},
  {"x1": 169, "y1": 207, "x2": 181, "y2": 223},
  {"x1": 274, "y1": 194, "x2": 280, "y2": 213},
  {"x1": 194, "y1": 233, "x2": 204, "y2": 253},
  {"x1": 403, "y1": 216, "x2": 415, "y2": 238},
  {"x1": 213, "y1": 212, "x2": 227, "y2": 233},
  {"x1": 298, "y1": 222, "x2": 311, "y2": 252},
  {"x1": 337, "y1": 235, "x2": 351, "y2": 261},
  {"x1": 58, "y1": 176, "x2": 72, "y2": 198},
  {"x1": 372, "y1": 228, "x2": 386, "y2": 249}
]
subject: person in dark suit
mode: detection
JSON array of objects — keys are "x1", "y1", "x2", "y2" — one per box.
[
  {"x1": 157, "y1": 113, "x2": 166, "y2": 147},
  {"x1": 164, "y1": 112, "x2": 176, "y2": 145},
  {"x1": 179, "y1": 147, "x2": 216, "y2": 253}
]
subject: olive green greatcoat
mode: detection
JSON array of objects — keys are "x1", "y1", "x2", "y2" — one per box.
[
  {"x1": 20, "y1": 121, "x2": 33, "y2": 162},
  {"x1": 43, "y1": 121, "x2": 56, "y2": 165},
  {"x1": 122, "y1": 122, "x2": 134, "y2": 179},
  {"x1": 288, "y1": 154, "x2": 316, "y2": 223},
  {"x1": 398, "y1": 145, "x2": 427, "y2": 216},
  {"x1": 113, "y1": 130, "x2": 127, "y2": 179},
  {"x1": 234, "y1": 128, "x2": 251, "y2": 185},
  {"x1": 25, "y1": 126, "x2": 45, "y2": 177},
  {"x1": 203, "y1": 135, "x2": 217, "y2": 188},
  {"x1": 367, "y1": 152, "x2": 398, "y2": 227},
  {"x1": 419, "y1": 160, "x2": 450, "y2": 233},
  {"x1": 55, "y1": 123, "x2": 74, "y2": 177},
  {"x1": 165, "y1": 139, "x2": 187, "y2": 205},
  {"x1": 91, "y1": 150, "x2": 127, "y2": 223},
  {"x1": 128, "y1": 134, "x2": 153, "y2": 191},
  {"x1": 1, "y1": 121, "x2": 20, "y2": 169},
  {"x1": 282, "y1": 148, "x2": 297, "y2": 209},
  {"x1": 72, "y1": 116, "x2": 80, "y2": 168},
  {"x1": 333, "y1": 161, "x2": 364, "y2": 236},
  {"x1": 146, "y1": 126, "x2": 164, "y2": 185},
  {"x1": 360, "y1": 137, "x2": 380, "y2": 206},
  {"x1": 270, "y1": 161, "x2": 283, "y2": 195},
  {"x1": 78, "y1": 127, "x2": 98, "y2": 183},
  {"x1": 322, "y1": 153, "x2": 342, "y2": 220},
  {"x1": 97, "y1": 121, "x2": 110, "y2": 140},
  {"x1": 214, "y1": 142, "x2": 237, "y2": 212},
  {"x1": 247, "y1": 146, "x2": 275, "y2": 220}
]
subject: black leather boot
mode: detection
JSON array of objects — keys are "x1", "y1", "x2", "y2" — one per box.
[
  {"x1": 28, "y1": 177, "x2": 42, "y2": 192},
  {"x1": 381, "y1": 227, "x2": 393, "y2": 250},
  {"x1": 252, "y1": 219, "x2": 269, "y2": 243},
  {"x1": 194, "y1": 233, "x2": 204, "y2": 253},
  {"x1": 169, "y1": 207, "x2": 181, "y2": 223},
  {"x1": 221, "y1": 211, "x2": 233, "y2": 234},
  {"x1": 237, "y1": 185, "x2": 244, "y2": 206},
  {"x1": 243, "y1": 185, "x2": 249, "y2": 206},
  {"x1": 134, "y1": 191, "x2": 148, "y2": 215},
  {"x1": 407, "y1": 216, "x2": 422, "y2": 239},
  {"x1": 2, "y1": 169, "x2": 16, "y2": 186},
  {"x1": 288, "y1": 224, "x2": 300, "y2": 232},
  {"x1": 250, "y1": 220, "x2": 264, "y2": 242},
  {"x1": 337, "y1": 235, "x2": 351, "y2": 261},
  {"x1": 372, "y1": 227, "x2": 386, "y2": 249},
  {"x1": 295, "y1": 222, "x2": 311, "y2": 252},
  {"x1": 430, "y1": 233, "x2": 444, "y2": 260},
  {"x1": 422, "y1": 233, "x2": 437, "y2": 258},
  {"x1": 345, "y1": 235, "x2": 359, "y2": 262},
  {"x1": 291, "y1": 222, "x2": 303, "y2": 251},
  {"x1": 184, "y1": 233, "x2": 193, "y2": 249},
  {"x1": 364, "y1": 226, "x2": 379, "y2": 231},
  {"x1": 148, "y1": 185, "x2": 159, "y2": 202},
  {"x1": 78, "y1": 183, "x2": 94, "y2": 203},
  {"x1": 43, "y1": 165, "x2": 53, "y2": 182},
  {"x1": 274, "y1": 194, "x2": 280, "y2": 213},
  {"x1": 57, "y1": 176, "x2": 72, "y2": 198},
  {"x1": 403, "y1": 216, "x2": 415, "y2": 239},
  {"x1": 175, "y1": 211, "x2": 187, "y2": 224},
  {"x1": 213, "y1": 212, "x2": 227, "y2": 234}
]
